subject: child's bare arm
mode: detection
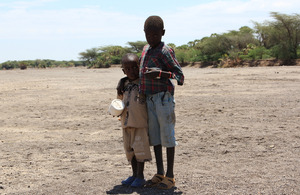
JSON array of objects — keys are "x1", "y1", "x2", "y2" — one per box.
[
  {"x1": 144, "y1": 68, "x2": 174, "y2": 79},
  {"x1": 116, "y1": 76, "x2": 128, "y2": 96}
]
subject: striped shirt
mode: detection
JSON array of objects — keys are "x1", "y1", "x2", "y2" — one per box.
[{"x1": 139, "y1": 42, "x2": 184, "y2": 95}]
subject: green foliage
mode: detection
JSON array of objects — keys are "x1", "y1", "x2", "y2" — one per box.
[
  {"x1": 239, "y1": 46, "x2": 272, "y2": 60},
  {"x1": 175, "y1": 49, "x2": 188, "y2": 64},
  {"x1": 195, "y1": 34, "x2": 231, "y2": 61},
  {"x1": 0, "y1": 61, "x2": 17, "y2": 70},
  {"x1": 254, "y1": 12, "x2": 300, "y2": 60},
  {"x1": 79, "y1": 48, "x2": 99, "y2": 67},
  {"x1": 19, "y1": 62, "x2": 28, "y2": 70},
  {"x1": 188, "y1": 49, "x2": 203, "y2": 62},
  {"x1": 0, "y1": 60, "x2": 84, "y2": 70},
  {"x1": 79, "y1": 45, "x2": 133, "y2": 68},
  {"x1": 127, "y1": 41, "x2": 147, "y2": 53},
  {"x1": 167, "y1": 43, "x2": 176, "y2": 49},
  {"x1": 2, "y1": 13, "x2": 299, "y2": 70}
]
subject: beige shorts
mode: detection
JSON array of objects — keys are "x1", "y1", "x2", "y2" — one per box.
[{"x1": 123, "y1": 127, "x2": 152, "y2": 162}]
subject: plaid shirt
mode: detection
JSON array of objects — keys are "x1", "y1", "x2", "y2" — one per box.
[{"x1": 139, "y1": 42, "x2": 184, "y2": 95}]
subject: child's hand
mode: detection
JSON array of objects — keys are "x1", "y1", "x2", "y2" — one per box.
[
  {"x1": 144, "y1": 67, "x2": 161, "y2": 79},
  {"x1": 117, "y1": 76, "x2": 128, "y2": 95}
]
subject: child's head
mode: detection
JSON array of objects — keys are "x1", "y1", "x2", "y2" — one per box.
[
  {"x1": 121, "y1": 53, "x2": 139, "y2": 81},
  {"x1": 144, "y1": 16, "x2": 165, "y2": 48}
]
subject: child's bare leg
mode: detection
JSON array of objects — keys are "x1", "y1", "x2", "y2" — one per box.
[
  {"x1": 137, "y1": 161, "x2": 145, "y2": 179},
  {"x1": 154, "y1": 145, "x2": 164, "y2": 175},
  {"x1": 130, "y1": 160, "x2": 146, "y2": 187},
  {"x1": 144, "y1": 145, "x2": 164, "y2": 187},
  {"x1": 121, "y1": 156, "x2": 138, "y2": 186},
  {"x1": 131, "y1": 156, "x2": 138, "y2": 177},
  {"x1": 166, "y1": 147, "x2": 175, "y2": 178},
  {"x1": 156, "y1": 147, "x2": 176, "y2": 189}
]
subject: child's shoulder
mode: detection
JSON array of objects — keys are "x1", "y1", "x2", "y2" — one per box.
[
  {"x1": 163, "y1": 43, "x2": 174, "y2": 51},
  {"x1": 131, "y1": 79, "x2": 140, "y2": 85},
  {"x1": 126, "y1": 79, "x2": 139, "y2": 87},
  {"x1": 160, "y1": 43, "x2": 175, "y2": 57}
]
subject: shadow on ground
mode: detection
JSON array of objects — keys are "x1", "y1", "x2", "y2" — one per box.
[{"x1": 106, "y1": 184, "x2": 183, "y2": 195}]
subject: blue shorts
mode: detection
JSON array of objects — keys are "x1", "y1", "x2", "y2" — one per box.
[{"x1": 146, "y1": 91, "x2": 177, "y2": 147}]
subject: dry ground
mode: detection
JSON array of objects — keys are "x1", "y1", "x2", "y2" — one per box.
[{"x1": 0, "y1": 66, "x2": 300, "y2": 195}]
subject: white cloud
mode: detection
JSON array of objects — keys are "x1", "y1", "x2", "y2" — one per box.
[
  {"x1": 161, "y1": 0, "x2": 300, "y2": 44},
  {"x1": 0, "y1": 2, "x2": 143, "y2": 41},
  {"x1": 1, "y1": 0, "x2": 299, "y2": 42},
  {"x1": 9, "y1": 0, "x2": 58, "y2": 9},
  {"x1": 1, "y1": 0, "x2": 299, "y2": 62}
]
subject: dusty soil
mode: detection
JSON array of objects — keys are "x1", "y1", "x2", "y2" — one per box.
[{"x1": 0, "y1": 66, "x2": 300, "y2": 195}]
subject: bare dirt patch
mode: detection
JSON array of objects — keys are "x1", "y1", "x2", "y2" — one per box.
[{"x1": 1, "y1": 66, "x2": 300, "y2": 194}]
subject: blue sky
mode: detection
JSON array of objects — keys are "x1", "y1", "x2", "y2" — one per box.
[{"x1": 1, "y1": 0, "x2": 299, "y2": 62}]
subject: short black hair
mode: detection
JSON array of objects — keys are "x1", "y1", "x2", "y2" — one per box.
[
  {"x1": 144, "y1": 15, "x2": 164, "y2": 31},
  {"x1": 121, "y1": 53, "x2": 139, "y2": 67}
]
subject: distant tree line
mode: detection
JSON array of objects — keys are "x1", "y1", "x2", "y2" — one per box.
[
  {"x1": 0, "y1": 59, "x2": 86, "y2": 70},
  {"x1": 1, "y1": 12, "x2": 299, "y2": 70},
  {"x1": 78, "y1": 41, "x2": 146, "y2": 68},
  {"x1": 79, "y1": 12, "x2": 300, "y2": 68}
]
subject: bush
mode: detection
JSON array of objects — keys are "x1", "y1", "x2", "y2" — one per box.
[
  {"x1": 19, "y1": 62, "x2": 28, "y2": 70},
  {"x1": 110, "y1": 56, "x2": 121, "y2": 64},
  {"x1": 0, "y1": 61, "x2": 17, "y2": 70}
]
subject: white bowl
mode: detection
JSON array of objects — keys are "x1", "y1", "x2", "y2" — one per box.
[{"x1": 108, "y1": 99, "x2": 124, "y2": 116}]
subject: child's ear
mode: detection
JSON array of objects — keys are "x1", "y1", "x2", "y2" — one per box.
[
  {"x1": 122, "y1": 68, "x2": 126, "y2": 75},
  {"x1": 162, "y1": 29, "x2": 165, "y2": 36}
]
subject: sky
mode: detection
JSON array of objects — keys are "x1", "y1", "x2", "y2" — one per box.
[{"x1": 1, "y1": 0, "x2": 300, "y2": 63}]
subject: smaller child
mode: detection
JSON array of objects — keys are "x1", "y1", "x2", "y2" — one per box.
[{"x1": 116, "y1": 53, "x2": 152, "y2": 187}]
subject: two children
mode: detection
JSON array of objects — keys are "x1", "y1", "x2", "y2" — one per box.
[{"x1": 116, "y1": 15, "x2": 184, "y2": 189}]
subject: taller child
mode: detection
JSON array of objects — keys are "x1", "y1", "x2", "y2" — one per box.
[{"x1": 140, "y1": 15, "x2": 184, "y2": 189}]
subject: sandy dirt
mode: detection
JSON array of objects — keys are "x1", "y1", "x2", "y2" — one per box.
[{"x1": 0, "y1": 66, "x2": 300, "y2": 195}]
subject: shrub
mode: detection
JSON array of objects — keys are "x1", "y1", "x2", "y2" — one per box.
[{"x1": 19, "y1": 62, "x2": 28, "y2": 70}]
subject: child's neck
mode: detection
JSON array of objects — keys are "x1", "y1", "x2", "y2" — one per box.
[
  {"x1": 128, "y1": 77, "x2": 138, "y2": 82},
  {"x1": 150, "y1": 41, "x2": 162, "y2": 49}
]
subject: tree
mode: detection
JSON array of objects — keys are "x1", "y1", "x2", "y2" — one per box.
[
  {"x1": 79, "y1": 48, "x2": 99, "y2": 66},
  {"x1": 167, "y1": 43, "x2": 176, "y2": 49},
  {"x1": 254, "y1": 12, "x2": 300, "y2": 59},
  {"x1": 195, "y1": 34, "x2": 231, "y2": 61},
  {"x1": 127, "y1": 41, "x2": 147, "y2": 53},
  {"x1": 271, "y1": 12, "x2": 300, "y2": 59},
  {"x1": 98, "y1": 45, "x2": 130, "y2": 65},
  {"x1": 226, "y1": 26, "x2": 257, "y2": 50}
]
